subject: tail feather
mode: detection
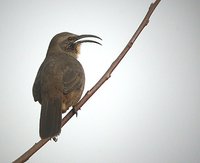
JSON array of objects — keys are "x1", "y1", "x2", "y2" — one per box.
[{"x1": 40, "y1": 97, "x2": 62, "y2": 139}]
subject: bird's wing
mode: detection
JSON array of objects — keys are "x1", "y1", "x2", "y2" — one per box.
[
  {"x1": 32, "y1": 63, "x2": 44, "y2": 103},
  {"x1": 62, "y1": 65, "x2": 84, "y2": 95}
]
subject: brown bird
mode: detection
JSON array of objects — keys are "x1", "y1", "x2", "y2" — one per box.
[{"x1": 33, "y1": 32, "x2": 101, "y2": 139}]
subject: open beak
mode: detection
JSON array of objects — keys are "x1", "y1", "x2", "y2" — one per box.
[{"x1": 74, "y1": 34, "x2": 102, "y2": 45}]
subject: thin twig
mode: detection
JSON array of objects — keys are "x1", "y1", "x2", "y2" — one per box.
[{"x1": 13, "y1": 0, "x2": 161, "y2": 162}]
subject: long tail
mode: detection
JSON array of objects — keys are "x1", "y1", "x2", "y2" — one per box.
[{"x1": 39, "y1": 97, "x2": 62, "y2": 139}]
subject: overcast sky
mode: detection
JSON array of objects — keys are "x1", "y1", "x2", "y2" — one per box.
[{"x1": 0, "y1": 0, "x2": 200, "y2": 163}]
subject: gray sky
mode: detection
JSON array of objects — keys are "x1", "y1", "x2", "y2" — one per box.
[{"x1": 0, "y1": 0, "x2": 200, "y2": 162}]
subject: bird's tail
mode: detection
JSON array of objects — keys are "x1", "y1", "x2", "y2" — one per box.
[{"x1": 40, "y1": 97, "x2": 62, "y2": 139}]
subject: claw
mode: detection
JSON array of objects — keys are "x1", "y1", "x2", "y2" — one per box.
[
  {"x1": 52, "y1": 137, "x2": 58, "y2": 142},
  {"x1": 72, "y1": 108, "x2": 78, "y2": 117}
]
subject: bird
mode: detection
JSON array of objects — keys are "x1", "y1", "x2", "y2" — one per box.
[{"x1": 32, "y1": 32, "x2": 101, "y2": 139}]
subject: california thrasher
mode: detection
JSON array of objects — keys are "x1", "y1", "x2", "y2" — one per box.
[{"x1": 33, "y1": 32, "x2": 101, "y2": 139}]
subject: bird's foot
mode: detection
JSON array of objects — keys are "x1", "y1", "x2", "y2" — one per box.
[
  {"x1": 52, "y1": 137, "x2": 58, "y2": 142},
  {"x1": 72, "y1": 107, "x2": 78, "y2": 117}
]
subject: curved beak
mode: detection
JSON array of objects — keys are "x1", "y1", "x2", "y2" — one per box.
[{"x1": 75, "y1": 34, "x2": 102, "y2": 45}]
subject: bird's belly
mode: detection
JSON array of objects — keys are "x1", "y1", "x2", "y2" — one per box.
[{"x1": 61, "y1": 89, "x2": 83, "y2": 113}]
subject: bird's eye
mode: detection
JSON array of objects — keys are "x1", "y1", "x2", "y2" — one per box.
[{"x1": 68, "y1": 37, "x2": 73, "y2": 41}]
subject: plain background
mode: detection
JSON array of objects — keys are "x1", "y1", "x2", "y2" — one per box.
[{"x1": 0, "y1": 0, "x2": 200, "y2": 162}]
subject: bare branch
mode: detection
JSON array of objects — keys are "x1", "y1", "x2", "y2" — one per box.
[{"x1": 13, "y1": 0, "x2": 161, "y2": 162}]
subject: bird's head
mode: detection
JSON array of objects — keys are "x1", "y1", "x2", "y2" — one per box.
[{"x1": 47, "y1": 32, "x2": 102, "y2": 58}]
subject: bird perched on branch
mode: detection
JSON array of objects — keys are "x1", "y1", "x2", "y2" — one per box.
[{"x1": 33, "y1": 32, "x2": 101, "y2": 139}]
